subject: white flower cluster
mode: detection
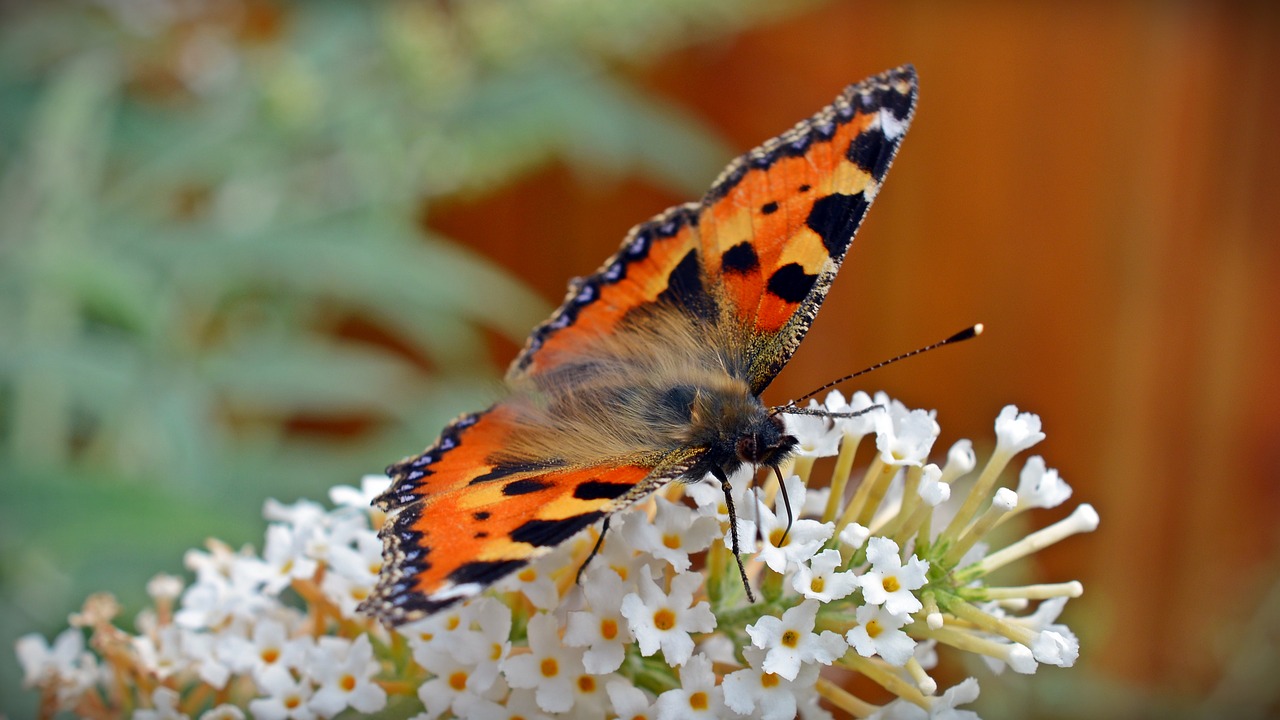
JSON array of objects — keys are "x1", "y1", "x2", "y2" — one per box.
[{"x1": 16, "y1": 394, "x2": 1097, "y2": 720}]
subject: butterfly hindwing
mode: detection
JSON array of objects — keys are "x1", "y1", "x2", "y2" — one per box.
[{"x1": 367, "y1": 404, "x2": 699, "y2": 624}]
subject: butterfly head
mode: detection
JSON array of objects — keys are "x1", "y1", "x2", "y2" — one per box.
[{"x1": 684, "y1": 383, "x2": 798, "y2": 476}]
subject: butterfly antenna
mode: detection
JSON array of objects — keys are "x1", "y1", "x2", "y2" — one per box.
[{"x1": 780, "y1": 324, "x2": 983, "y2": 410}]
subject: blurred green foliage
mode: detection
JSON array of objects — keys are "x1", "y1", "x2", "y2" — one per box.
[{"x1": 0, "y1": 0, "x2": 810, "y2": 710}]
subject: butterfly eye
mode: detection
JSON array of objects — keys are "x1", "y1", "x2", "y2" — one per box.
[{"x1": 736, "y1": 435, "x2": 761, "y2": 462}]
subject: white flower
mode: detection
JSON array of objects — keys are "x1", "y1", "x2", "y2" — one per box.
[
  {"x1": 1016, "y1": 456, "x2": 1072, "y2": 509},
  {"x1": 994, "y1": 405, "x2": 1045, "y2": 456},
  {"x1": 132, "y1": 687, "x2": 189, "y2": 720},
  {"x1": 451, "y1": 597, "x2": 513, "y2": 687},
  {"x1": 783, "y1": 402, "x2": 843, "y2": 457},
  {"x1": 308, "y1": 635, "x2": 386, "y2": 716},
  {"x1": 414, "y1": 641, "x2": 498, "y2": 719},
  {"x1": 243, "y1": 618, "x2": 310, "y2": 684},
  {"x1": 1032, "y1": 629, "x2": 1079, "y2": 667},
  {"x1": 400, "y1": 602, "x2": 471, "y2": 649},
  {"x1": 874, "y1": 408, "x2": 940, "y2": 467},
  {"x1": 859, "y1": 537, "x2": 929, "y2": 616},
  {"x1": 916, "y1": 464, "x2": 949, "y2": 506},
  {"x1": 792, "y1": 548, "x2": 858, "y2": 603},
  {"x1": 942, "y1": 439, "x2": 976, "y2": 479},
  {"x1": 839, "y1": 522, "x2": 871, "y2": 550},
  {"x1": 564, "y1": 565, "x2": 635, "y2": 673},
  {"x1": 846, "y1": 604, "x2": 916, "y2": 666},
  {"x1": 607, "y1": 681, "x2": 657, "y2": 720},
  {"x1": 16, "y1": 627, "x2": 97, "y2": 705},
  {"x1": 722, "y1": 646, "x2": 821, "y2": 720},
  {"x1": 175, "y1": 550, "x2": 273, "y2": 629},
  {"x1": 619, "y1": 569, "x2": 715, "y2": 667},
  {"x1": 750, "y1": 475, "x2": 834, "y2": 572},
  {"x1": 259, "y1": 524, "x2": 318, "y2": 595},
  {"x1": 745, "y1": 600, "x2": 847, "y2": 681},
  {"x1": 248, "y1": 665, "x2": 315, "y2": 720},
  {"x1": 503, "y1": 613, "x2": 585, "y2": 714},
  {"x1": 620, "y1": 495, "x2": 719, "y2": 572},
  {"x1": 654, "y1": 653, "x2": 725, "y2": 720},
  {"x1": 180, "y1": 630, "x2": 237, "y2": 689}
]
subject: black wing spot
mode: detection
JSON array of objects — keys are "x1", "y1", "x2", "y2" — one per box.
[
  {"x1": 574, "y1": 480, "x2": 636, "y2": 501},
  {"x1": 503, "y1": 478, "x2": 552, "y2": 496},
  {"x1": 847, "y1": 126, "x2": 894, "y2": 181},
  {"x1": 760, "y1": 201, "x2": 779, "y2": 215},
  {"x1": 654, "y1": 248, "x2": 715, "y2": 320},
  {"x1": 798, "y1": 184, "x2": 812, "y2": 193},
  {"x1": 449, "y1": 559, "x2": 526, "y2": 586},
  {"x1": 469, "y1": 461, "x2": 558, "y2": 486},
  {"x1": 721, "y1": 242, "x2": 760, "y2": 274},
  {"x1": 805, "y1": 192, "x2": 869, "y2": 260},
  {"x1": 474, "y1": 531, "x2": 489, "y2": 539},
  {"x1": 473, "y1": 511, "x2": 490, "y2": 520},
  {"x1": 510, "y1": 512, "x2": 605, "y2": 548},
  {"x1": 766, "y1": 263, "x2": 818, "y2": 304}
]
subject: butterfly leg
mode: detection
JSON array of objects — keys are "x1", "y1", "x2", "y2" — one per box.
[
  {"x1": 575, "y1": 516, "x2": 610, "y2": 585},
  {"x1": 772, "y1": 464, "x2": 794, "y2": 544},
  {"x1": 711, "y1": 466, "x2": 755, "y2": 603}
]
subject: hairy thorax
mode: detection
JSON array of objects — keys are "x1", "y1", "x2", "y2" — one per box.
[{"x1": 496, "y1": 304, "x2": 794, "y2": 476}]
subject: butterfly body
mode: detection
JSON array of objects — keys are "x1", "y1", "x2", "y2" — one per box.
[{"x1": 363, "y1": 66, "x2": 918, "y2": 625}]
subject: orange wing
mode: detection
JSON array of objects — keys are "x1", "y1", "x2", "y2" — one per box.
[
  {"x1": 364, "y1": 405, "x2": 695, "y2": 624},
  {"x1": 510, "y1": 66, "x2": 917, "y2": 394},
  {"x1": 699, "y1": 66, "x2": 917, "y2": 392}
]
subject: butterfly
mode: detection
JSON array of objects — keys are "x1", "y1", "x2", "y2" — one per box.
[{"x1": 360, "y1": 65, "x2": 918, "y2": 626}]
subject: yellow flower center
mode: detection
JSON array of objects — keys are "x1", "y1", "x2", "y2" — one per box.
[
  {"x1": 653, "y1": 608, "x2": 676, "y2": 631},
  {"x1": 662, "y1": 533, "x2": 682, "y2": 549},
  {"x1": 866, "y1": 619, "x2": 883, "y2": 639},
  {"x1": 260, "y1": 648, "x2": 280, "y2": 664},
  {"x1": 760, "y1": 671, "x2": 780, "y2": 688},
  {"x1": 781, "y1": 630, "x2": 799, "y2": 648},
  {"x1": 449, "y1": 671, "x2": 468, "y2": 691},
  {"x1": 810, "y1": 577, "x2": 825, "y2": 593},
  {"x1": 284, "y1": 695, "x2": 301, "y2": 710},
  {"x1": 540, "y1": 657, "x2": 559, "y2": 677},
  {"x1": 446, "y1": 615, "x2": 461, "y2": 631},
  {"x1": 578, "y1": 675, "x2": 596, "y2": 693},
  {"x1": 689, "y1": 691, "x2": 709, "y2": 710},
  {"x1": 769, "y1": 528, "x2": 788, "y2": 547},
  {"x1": 518, "y1": 568, "x2": 538, "y2": 582},
  {"x1": 600, "y1": 618, "x2": 618, "y2": 640},
  {"x1": 339, "y1": 674, "x2": 356, "y2": 692},
  {"x1": 883, "y1": 576, "x2": 901, "y2": 593}
]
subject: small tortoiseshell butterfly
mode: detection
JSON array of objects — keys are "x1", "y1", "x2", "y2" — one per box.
[{"x1": 361, "y1": 65, "x2": 918, "y2": 625}]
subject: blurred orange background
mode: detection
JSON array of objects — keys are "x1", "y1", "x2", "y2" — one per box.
[{"x1": 427, "y1": 0, "x2": 1280, "y2": 706}]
